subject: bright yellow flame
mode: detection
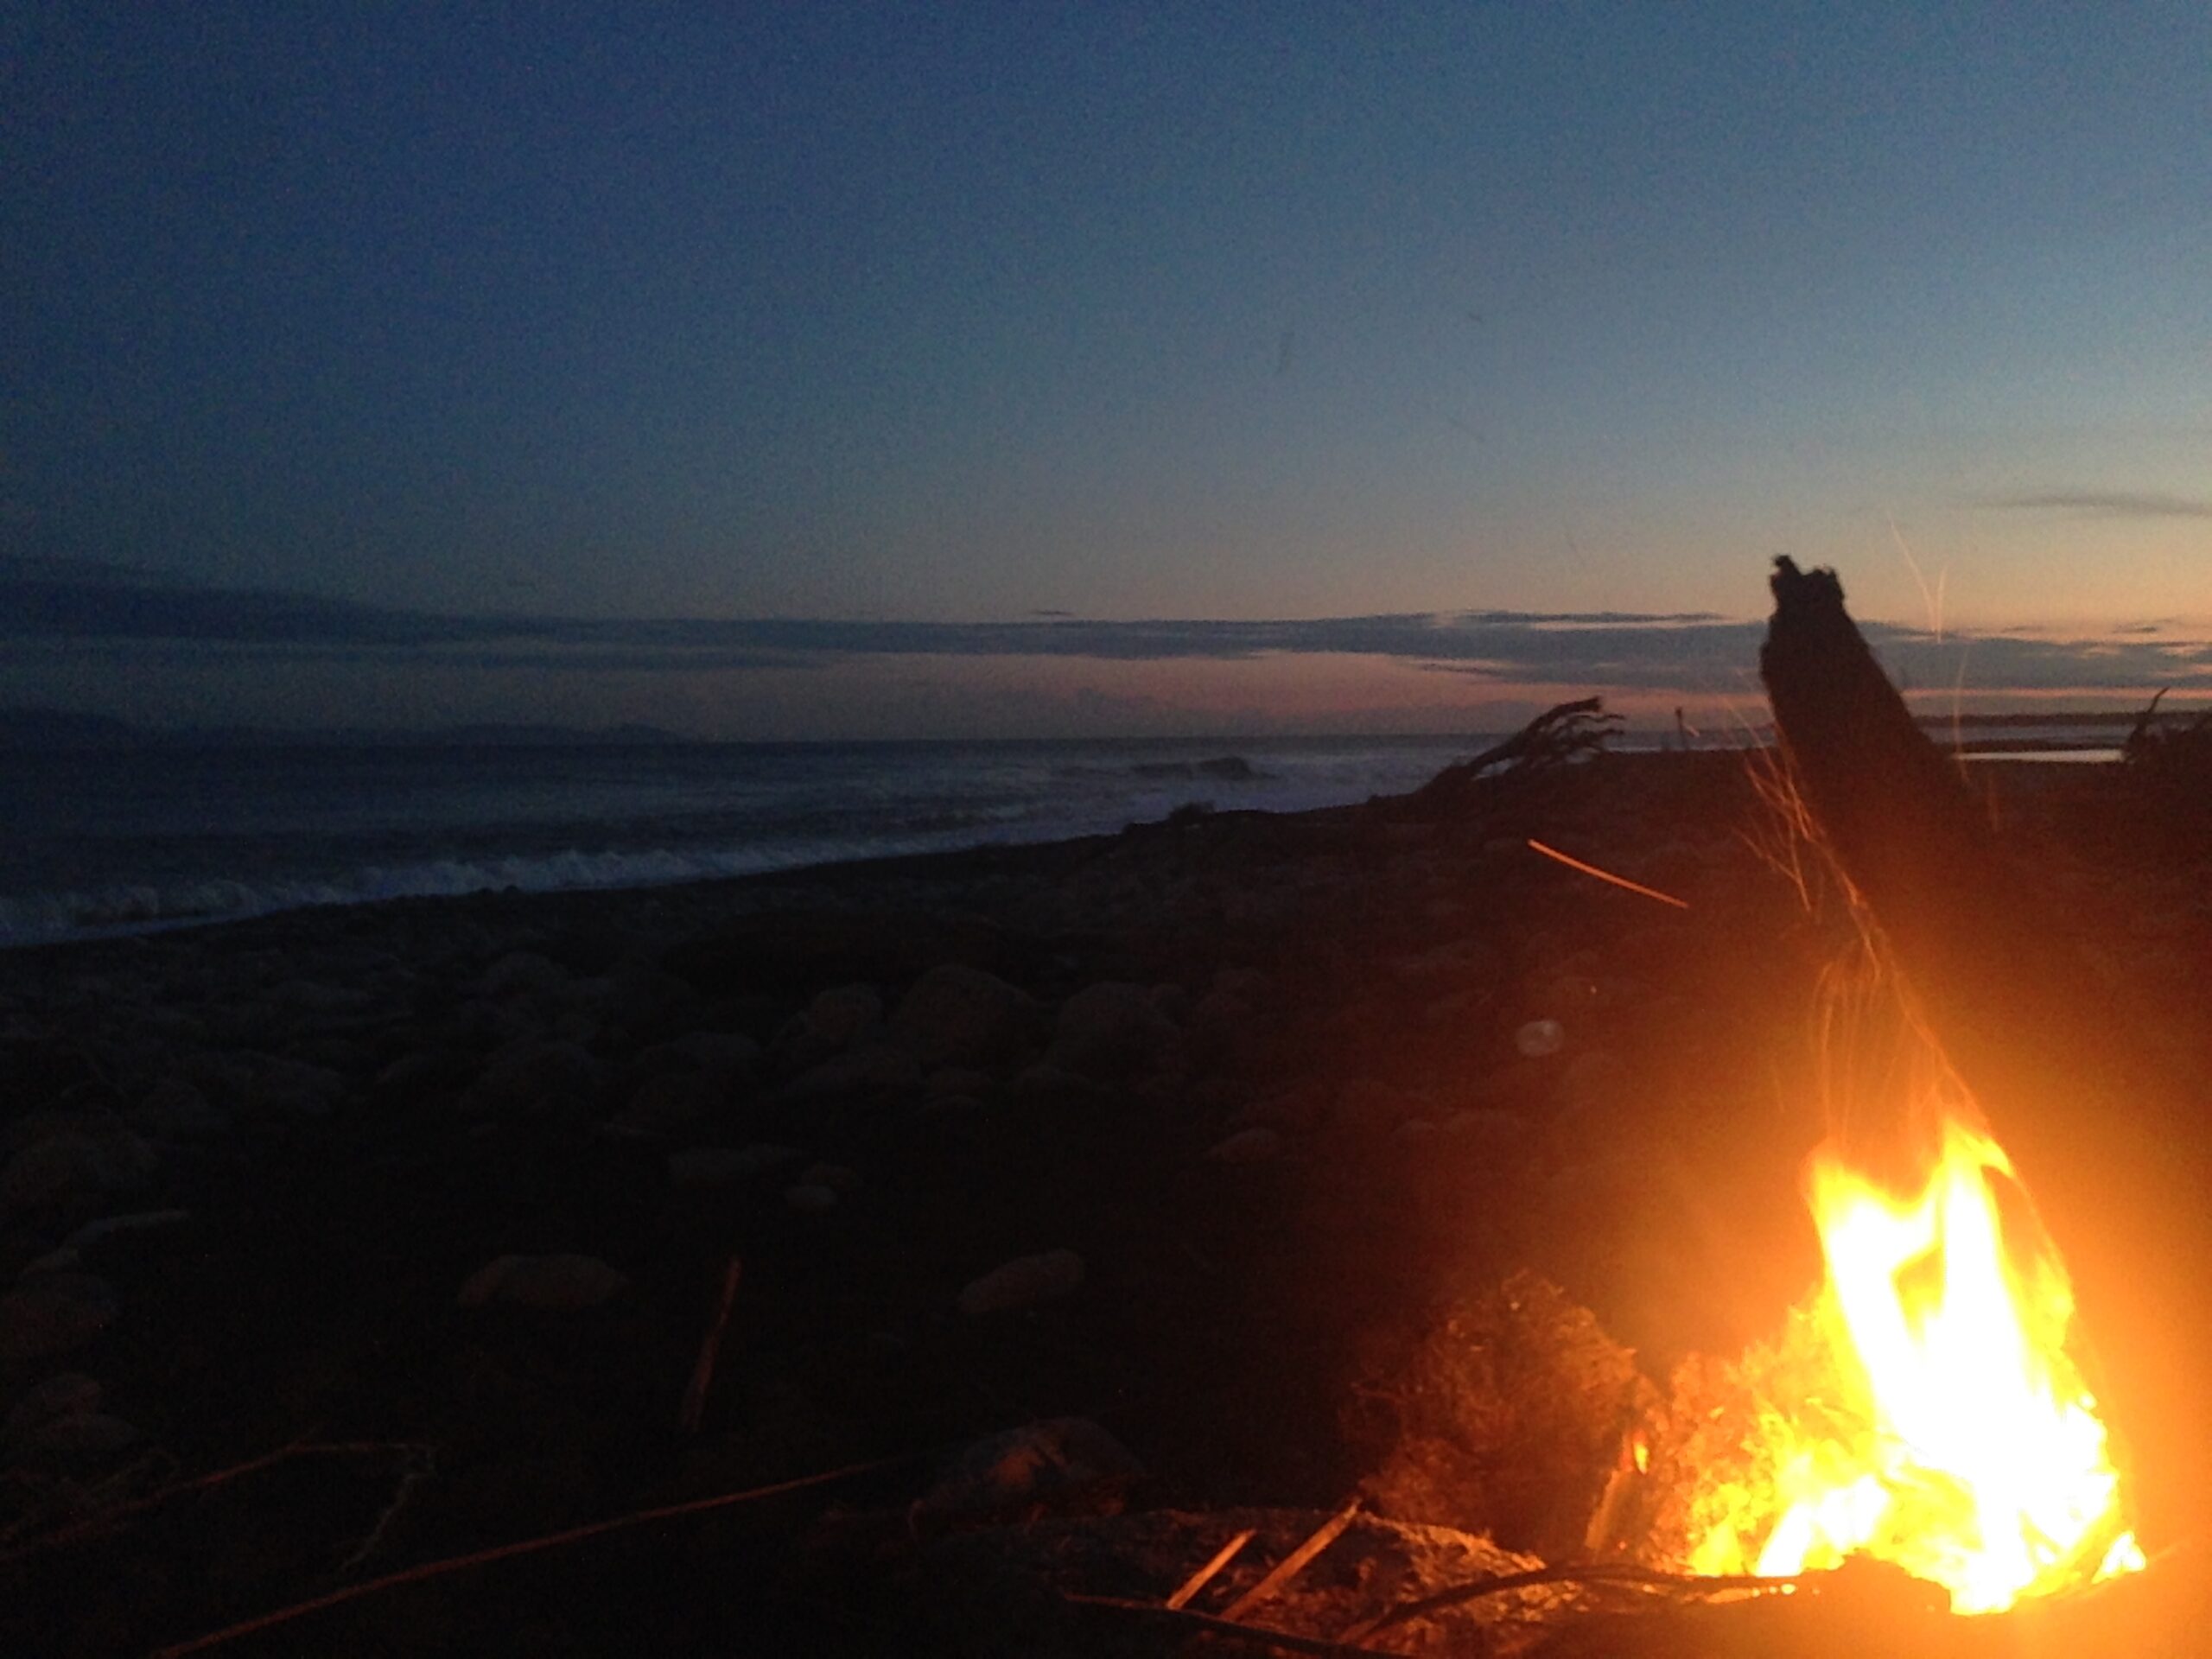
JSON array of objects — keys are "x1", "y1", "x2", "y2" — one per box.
[{"x1": 1693, "y1": 1116, "x2": 2142, "y2": 1613}]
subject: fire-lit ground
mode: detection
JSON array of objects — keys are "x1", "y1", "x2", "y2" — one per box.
[{"x1": 1, "y1": 748, "x2": 2205, "y2": 1654}]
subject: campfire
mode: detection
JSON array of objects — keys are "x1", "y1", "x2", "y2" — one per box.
[{"x1": 1679, "y1": 1099, "x2": 2144, "y2": 1612}]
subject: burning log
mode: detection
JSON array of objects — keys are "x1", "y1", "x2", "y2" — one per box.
[{"x1": 1758, "y1": 556, "x2": 2212, "y2": 1557}]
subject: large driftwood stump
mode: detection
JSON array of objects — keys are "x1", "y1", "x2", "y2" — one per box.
[{"x1": 1760, "y1": 556, "x2": 2212, "y2": 1554}]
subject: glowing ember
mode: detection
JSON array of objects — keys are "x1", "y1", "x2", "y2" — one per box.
[{"x1": 1689, "y1": 1113, "x2": 2145, "y2": 1613}]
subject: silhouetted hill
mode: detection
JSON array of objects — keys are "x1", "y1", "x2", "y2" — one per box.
[{"x1": 0, "y1": 709, "x2": 694, "y2": 749}]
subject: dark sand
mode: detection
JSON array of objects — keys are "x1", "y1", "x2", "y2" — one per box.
[{"x1": 1, "y1": 751, "x2": 2200, "y2": 1655}]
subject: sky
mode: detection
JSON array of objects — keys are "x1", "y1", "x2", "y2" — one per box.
[{"x1": 4, "y1": 2, "x2": 2209, "y2": 738}]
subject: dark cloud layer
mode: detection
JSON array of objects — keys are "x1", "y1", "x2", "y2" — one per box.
[
  {"x1": 6, "y1": 561, "x2": 2209, "y2": 696},
  {"x1": 1977, "y1": 490, "x2": 2212, "y2": 520}
]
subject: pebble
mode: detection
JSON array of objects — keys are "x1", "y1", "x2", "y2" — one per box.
[
  {"x1": 1515, "y1": 1018, "x2": 1567, "y2": 1058},
  {"x1": 957, "y1": 1249, "x2": 1086, "y2": 1317},
  {"x1": 456, "y1": 1253, "x2": 631, "y2": 1311}
]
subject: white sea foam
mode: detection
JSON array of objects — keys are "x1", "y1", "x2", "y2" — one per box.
[{"x1": 0, "y1": 732, "x2": 1601, "y2": 948}]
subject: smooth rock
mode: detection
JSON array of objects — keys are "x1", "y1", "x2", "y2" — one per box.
[
  {"x1": 0, "y1": 1129, "x2": 156, "y2": 1215},
  {"x1": 890, "y1": 964, "x2": 1039, "y2": 1071},
  {"x1": 797, "y1": 1161, "x2": 861, "y2": 1196},
  {"x1": 4, "y1": 1412, "x2": 140, "y2": 1462},
  {"x1": 1438, "y1": 1108, "x2": 1536, "y2": 1171},
  {"x1": 1046, "y1": 982, "x2": 1179, "y2": 1081},
  {"x1": 0, "y1": 1272, "x2": 118, "y2": 1361},
  {"x1": 612, "y1": 1070, "x2": 722, "y2": 1137},
  {"x1": 466, "y1": 1040, "x2": 601, "y2": 1118},
  {"x1": 238, "y1": 1052, "x2": 347, "y2": 1116},
  {"x1": 667, "y1": 1143, "x2": 804, "y2": 1191},
  {"x1": 1009, "y1": 1064, "x2": 1121, "y2": 1111},
  {"x1": 957, "y1": 1249, "x2": 1085, "y2": 1317},
  {"x1": 925, "y1": 1066, "x2": 993, "y2": 1099},
  {"x1": 3, "y1": 1372, "x2": 103, "y2": 1442},
  {"x1": 1335, "y1": 1078, "x2": 1419, "y2": 1136},
  {"x1": 1205, "y1": 1127, "x2": 1283, "y2": 1165},
  {"x1": 782, "y1": 1044, "x2": 923, "y2": 1102},
  {"x1": 456, "y1": 1253, "x2": 631, "y2": 1312},
  {"x1": 61, "y1": 1209, "x2": 193, "y2": 1255},
  {"x1": 484, "y1": 950, "x2": 568, "y2": 1001},
  {"x1": 270, "y1": 977, "x2": 377, "y2": 1017},
  {"x1": 669, "y1": 1030, "x2": 761, "y2": 1084},
  {"x1": 1514, "y1": 1019, "x2": 1567, "y2": 1058},
  {"x1": 130, "y1": 1077, "x2": 231, "y2": 1140},
  {"x1": 802, "y1": 983, "x2": 884, "y2": 1052}
]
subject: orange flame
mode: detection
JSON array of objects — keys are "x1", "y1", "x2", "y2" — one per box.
[{"x1": 1690, "y1": 1114, "x2": 2145, "y2": 1612}]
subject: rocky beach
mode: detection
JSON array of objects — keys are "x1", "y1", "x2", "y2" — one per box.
[{"x1": 2, "y1": 742, "x2": 2202, "y2": 1656}]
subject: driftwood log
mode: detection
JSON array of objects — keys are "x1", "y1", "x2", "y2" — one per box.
[{"x1": 1759, "y1": 556, "x2": 2212, "y2": 1556}]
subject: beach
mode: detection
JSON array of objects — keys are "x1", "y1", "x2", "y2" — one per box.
[{"x1": 1, "y1": 747, "x2": 2199, "y2": 1655}]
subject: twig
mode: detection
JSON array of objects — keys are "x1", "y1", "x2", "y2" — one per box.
[
  {"x1": 1526, "y1": 839, "x2": 1689, "y2": 910},
  {"x1": 1166, "y1": 1526, "x2": 1255, "y2": 1609},
  {"x1": 678, "y1": 1255, "x2": 744, "y2": 1433},
  {"x1": 335, "y1": 1446, "x2": 437, "y2": 1575},
  {"x1": 1355, "y1": 1560, "x2": 1794, "y2": 1637},
  {"x1": 1221, "y1": 1500, "x2": 1361, "y2": 1621},
  {"x1": 0, "y1": 1436, "x2": 429, "y2": 1563},
  {"x1": 1065, "y1": 1593, "x2": 1405, "y2": 1658},
  {"x1": 149, "y1": 1452, "x2": 916, "y2": 1657}
]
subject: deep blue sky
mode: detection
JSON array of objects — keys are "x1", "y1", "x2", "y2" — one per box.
[{"x1": 5, "y1": 3, "x2": 2209, "y2": 734}]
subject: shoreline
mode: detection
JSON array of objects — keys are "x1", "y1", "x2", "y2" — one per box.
[{"x1": 0, "y1": 738, "x2": 2121, "y2": 957}]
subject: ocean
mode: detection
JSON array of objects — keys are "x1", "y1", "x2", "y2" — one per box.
[
  {"x1": 0, "y1": 734, "x2": 1516, "y2": 949},
  {"x1": 0, "y1": 721, "x2": 2133, "y2": 950}
]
